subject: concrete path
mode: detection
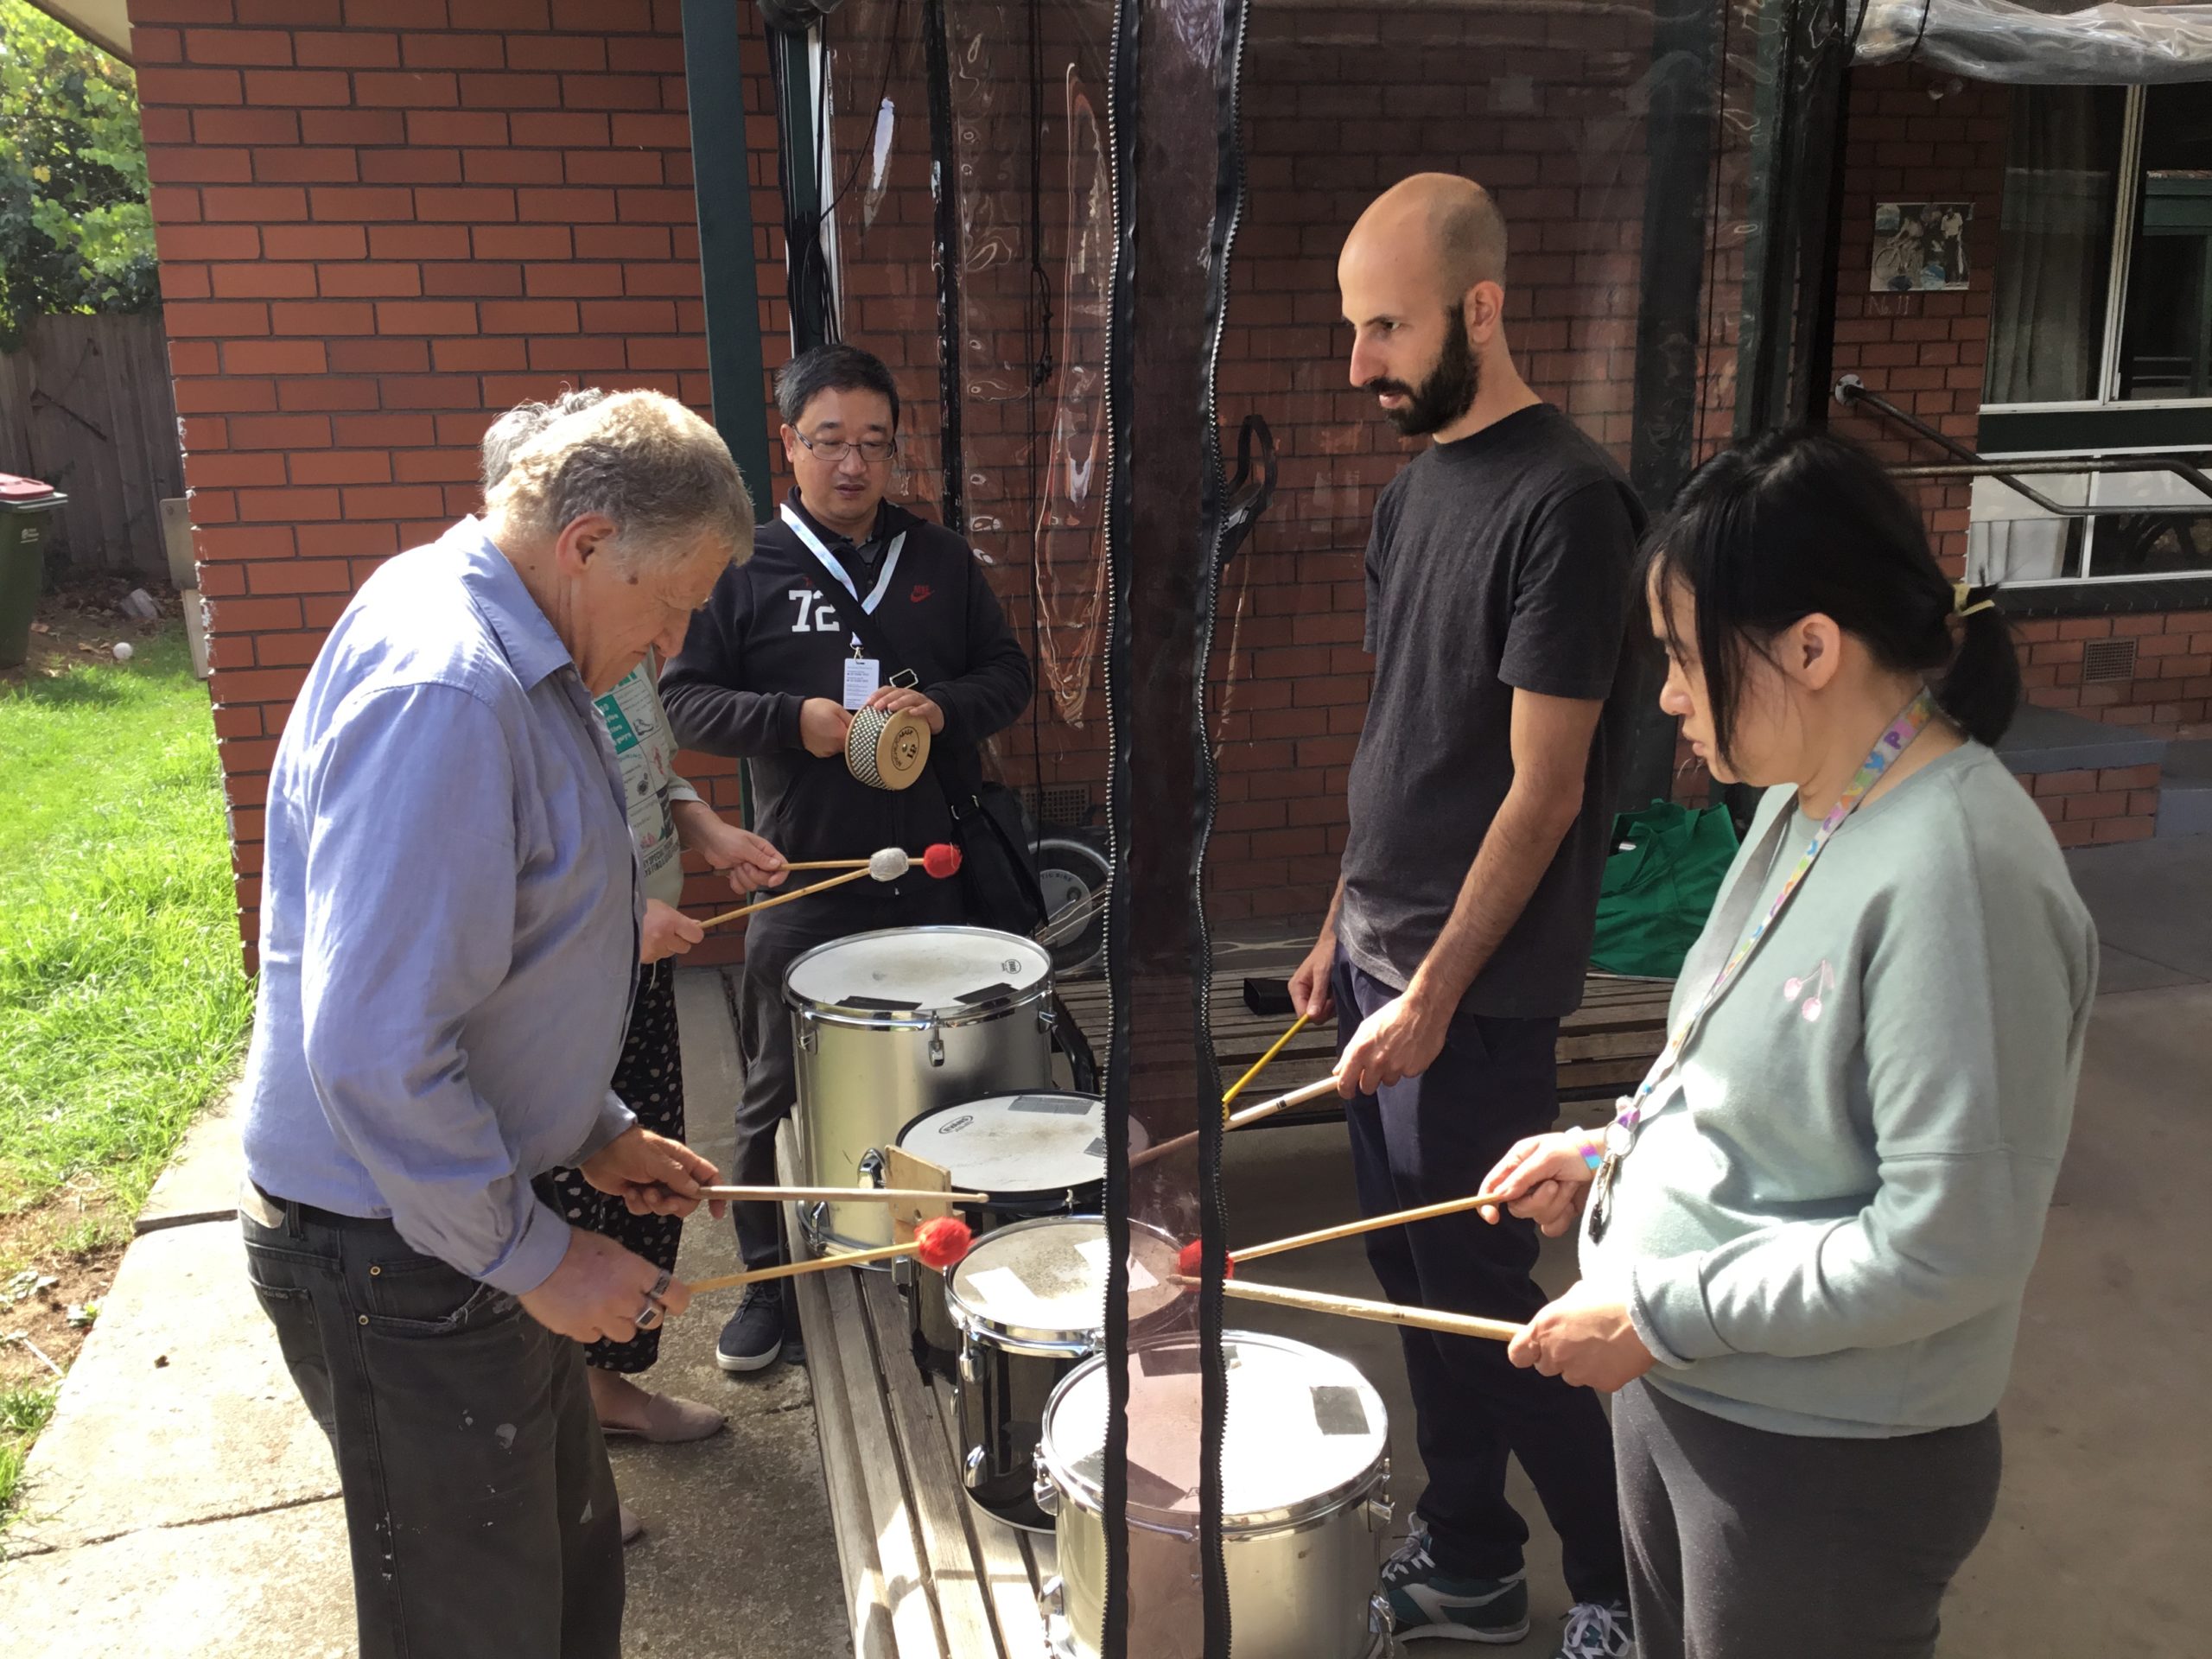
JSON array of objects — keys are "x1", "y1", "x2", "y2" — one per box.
[{"x1": 0, "y1": 969, "x2": 849, "y2": 1659}]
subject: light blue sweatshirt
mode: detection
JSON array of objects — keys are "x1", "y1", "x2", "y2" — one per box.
[{"x1": 1582, "y1": 743, "x2": 2097, "y2": 1437}]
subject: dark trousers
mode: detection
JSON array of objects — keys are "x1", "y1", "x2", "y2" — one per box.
[
  {"x1": 732, "y1": 891, "x2": 961, "y2": 1271},
  {"x1": 1335, "y1": 954, "x2": 1629, "y2": 1604},
  {"x1": 1615, "y1": 1379, "x2": 2002, "y2": 1659},
  {"x1": 242, "y1": 1198, "x2": 623, "y2": 1659}
]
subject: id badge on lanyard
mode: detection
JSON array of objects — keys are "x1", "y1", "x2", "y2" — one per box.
[{"x1": 782, "y1": 503, "x2": 904, "y2": 711}]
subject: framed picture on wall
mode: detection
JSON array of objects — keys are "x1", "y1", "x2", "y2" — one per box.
[{"x1": 1872, "y1": 201, "x2": 1974, "y2": 293}]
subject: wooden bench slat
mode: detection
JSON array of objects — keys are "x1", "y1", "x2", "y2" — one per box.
[
  {"x1": 923, "y1": 1347, "x2": 1056, "y2": 1653},
  {"x1": 779, "y1": 1156, "x2": 904, "y2": 1659},
  {"x1": 823, "y1": 1268, "x2": 948, "y2": 1659},
  {"x1": 857, "y1": 1277, "x2": 1006, "y2": 1659}
]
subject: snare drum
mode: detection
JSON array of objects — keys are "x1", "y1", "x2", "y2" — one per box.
[
  {"x1": 944, "y1": 1216, "x2": 1186, "y2": 1531},
  {"x1": 1033, "y1": 1332, "x2": 1394, "y2": 1659},
  {"x1": 785, "y1": 927, "x2": 1055, "y2": 1255},
  {"x1": 892, "y1": 1094, "x2": 1154, "y2": 1376}
]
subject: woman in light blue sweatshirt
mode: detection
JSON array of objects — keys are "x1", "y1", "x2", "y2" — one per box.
[{"x1": 1478, "y1": 429, "x2": 2096, "y2": 1659}]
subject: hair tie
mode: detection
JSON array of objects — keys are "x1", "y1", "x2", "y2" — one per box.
[{"x1": 1953, "y1": 580, "x2": 1996, "y2": 620}]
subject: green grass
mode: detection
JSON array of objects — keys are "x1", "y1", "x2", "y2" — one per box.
[
  {"x1": 0, "y1": 1385, "x2": 56, "y2": 1518},
  {"x1": 0, "y1": 625, "x2": 251, "y2": 1221}
]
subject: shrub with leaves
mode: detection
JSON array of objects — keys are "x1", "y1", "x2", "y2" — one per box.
[{"x1": 0, "y1": 2, "x2": 156, "y2": 349}]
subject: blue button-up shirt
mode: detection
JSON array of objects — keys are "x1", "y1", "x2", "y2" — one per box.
[{"x1": 241, "y1": 519, "x2": 641, "y2": 1295}]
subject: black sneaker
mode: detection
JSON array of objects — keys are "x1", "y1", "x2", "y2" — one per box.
[{"x1": 715, "y1": 1285, "x2": 784, "y2": 1374}]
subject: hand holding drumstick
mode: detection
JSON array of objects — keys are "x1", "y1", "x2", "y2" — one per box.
[{"x1": 1478, "y1": 1129, "x2": 1604, "y2": 1237}]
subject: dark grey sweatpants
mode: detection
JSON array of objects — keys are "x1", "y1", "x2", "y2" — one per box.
[{"x1": 1615, "y1": 1378, "x2": 2001, "y2": 1659}]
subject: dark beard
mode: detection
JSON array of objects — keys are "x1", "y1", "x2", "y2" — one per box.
[{"x1": 1364, "y1": 308, "x2": 1480, "y2": 437}]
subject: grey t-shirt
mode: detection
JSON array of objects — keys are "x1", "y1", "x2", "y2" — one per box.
[
  {"x1": 1584, "y1": 745, "x2": 2098, "y2": 1438},
  {"x1": 1338, "y1": 404, "x2": 1643, "y2": 1018}
]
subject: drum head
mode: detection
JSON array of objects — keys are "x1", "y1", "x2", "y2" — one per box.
[
  {"x1": 947, "y1": 1217, "x2": 1181, "y2": 1346},
  {"x1": 1042, "y1": 1332, "x2": 1388, "y2": 1529},
  {"x1": 897, "y1": 1093, "x2": 1139, "y2": 1195},
  {"x1": 785, "y1": 926, "x2": 1053, "y2": 1017}
]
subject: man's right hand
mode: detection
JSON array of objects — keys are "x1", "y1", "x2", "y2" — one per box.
[
  {"x1": 518, "y1": 1228, "x2": 692, "y2": 1345},
  {"x1": 1288, "y1": 928, "x2": 1337, "y2": 1022},
  {"x1": 798, "y1": 697, "x2": 854, "y2": 759}
]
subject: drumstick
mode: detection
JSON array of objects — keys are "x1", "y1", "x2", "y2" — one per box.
[
  {"x1": 1231, "y1": 1189, "x2": 1510, "y2": 1264},
  {"x1": 688, "y1": 1217, "x2": 973, "y2": 1295},
  {"x1": 699, "y1": 863, "x2": 874, "y2": 930},
  {"x1": 696, "y1": 1184, "x2": 990, "y2": 1205},
  {"x1": 781, "y1": 843, "x2": 963, "y2": 874},
  {"x1": 1220, "y1": 1013, "x2": 1312, "y2": 1117},
  {"x1": 1132, "y1": 1074, "x2": 1344, "y2": 1169},
  {"x1": 1171, "y1": 1274, "x2": 1522, "y2": 1344}
]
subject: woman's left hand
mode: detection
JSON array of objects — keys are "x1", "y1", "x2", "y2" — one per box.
[{"x1": 1507, "y1": 1277, "x2": 1658, "y2": 1393}]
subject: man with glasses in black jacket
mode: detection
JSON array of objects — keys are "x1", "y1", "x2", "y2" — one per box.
[{"x1": 660, "y1": 343, "x2": 1032, "y2": 1373}]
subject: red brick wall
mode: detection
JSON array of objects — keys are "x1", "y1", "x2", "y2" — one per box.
[
  {"x1": 1826, "y1": 65, "x2": 2010, "y2": 575},
  {"x1": 2016, "y1": 611, "x2": 2212, "y2": 731},
  {"x1": 128, "y1": 0, "x2": 785, "y2": 967},
  {"x1": 2013, "y1": 762, "x2": 2163, "y2": 849}
]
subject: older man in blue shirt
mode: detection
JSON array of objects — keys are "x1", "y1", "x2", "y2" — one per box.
[{"x1": 238, "y1": 390, "x2": 765, "y2": 1658}]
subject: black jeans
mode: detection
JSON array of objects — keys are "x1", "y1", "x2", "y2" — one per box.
[
  {"x1": 1335, "y1": 954, "x2": 1629, "y2": 1604},
  {"x1": 1616, "y1": 1379, "x2": 2002, "y2": 1658},
  {"x1": 241, "y1": 1195, "x2": 623, "y2": 1659}
]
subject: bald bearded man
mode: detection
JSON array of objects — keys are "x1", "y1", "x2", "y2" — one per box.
[{"x1": 1288, "y1": 175, "x2": 1639, "y2": 1657}]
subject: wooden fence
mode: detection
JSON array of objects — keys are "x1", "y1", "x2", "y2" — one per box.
[{"x1": 0, "y1": 311, "x2": 183, "y2": 580}]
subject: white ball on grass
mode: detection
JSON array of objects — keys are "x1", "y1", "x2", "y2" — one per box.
[
  {"x1": 868, "y1": 847, "x2": 911, "y2": 881},
  {"x1": 111, "y1": 641, "x2": 133, "y2": 662}
]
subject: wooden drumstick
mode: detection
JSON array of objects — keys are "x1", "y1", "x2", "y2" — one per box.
[
  {"x1": 696, "y1": 1184, "x2": 989, "y2": 1205},
  {"x1": 1220, "y1": 1013, "x2": 1312, "y2": 1118},
  {"x1": 1132, "y1": 1074, "x2": 1344, "y2": 1169},
  {"x1": 1231, "y1": 1189, "x2": 1509, "y2": 1265},
  {"x1": 688, "y1": 1217, "x2": 974, "y2": 1295},
  {"x1": 1172, "y1": 1274, "x2": 1523, "y2": 1344},
  {"x1": 699, "y1": 864, "x2": 874, "y2": 930}
]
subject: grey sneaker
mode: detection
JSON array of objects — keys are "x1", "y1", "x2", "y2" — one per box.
[
  {"x1": 1554, "y1": 1599, "x2": 1635, "y2": 1658},
  {"x1": 715, "y1": 1285, "x2": 784, "y2": 1374},
  {"x1": 1382, "y1": 1526, "x2": 1530, "y2": 1643}
]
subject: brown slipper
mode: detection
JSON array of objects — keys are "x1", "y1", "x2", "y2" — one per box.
[{"x1": 600, "y1": 1389, "x2": 728, "y2": 1445}]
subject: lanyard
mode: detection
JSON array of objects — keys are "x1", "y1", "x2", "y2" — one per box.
[
  {"x1": 1586, "y1": 690, "x2": 1939, "y2": 1238},
  {"x1": 780, "y1": 502, "x2": 906, "y2": 656}
]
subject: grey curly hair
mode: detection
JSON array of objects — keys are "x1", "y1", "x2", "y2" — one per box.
[{"x1": 481, "y1": 388, "x2": 753, "y2": 565}]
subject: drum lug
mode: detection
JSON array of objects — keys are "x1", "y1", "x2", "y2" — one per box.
[
  {"x1": 963, "y1": 1446, "x2": 988, "y2": 1491},
  {"x1": 891, "y1": 1253, "x2": 914, "y2": 1291},
  {"x1": 1039, "y1": 1574, "x2": 1065, "y2": 1619},
  {"x1": 858, "y1": 1147, "x2": 886, "y2": 1187},
  {"x1": 1368, "y1": 1591, "x2": 1395, "y2": 1637},
  {"x1": 1033, "y1": 1450, "x2": 1063, "y2": 1518},
  {"x1": 926, "y1": 1017, "x2": 945, "y2": 1068},
  {"x1": 798, "y1": 1011, "x2": 818, "y2": 1055},
  {"x1": 958, "y1": 1338, "x2": 982, "y2": 1385},
  {"x1": 1037, "y1": 1002, "x2": 1056, "y2": 1037},
  {"x1": 1363, "y1": 1492, "x2": 1395, "y2": 1530}
]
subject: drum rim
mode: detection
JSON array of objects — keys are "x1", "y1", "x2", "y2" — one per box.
[
  {"x1": 945, "y1": 1214, "x2": 1181, "y2": 1352},
  {"x1": 1036, "y1": 1329, "x2": 1390, "y2": 1535},
  {"x1": 782, "y1": 925, "x2": 1055, "y2": 1021}
]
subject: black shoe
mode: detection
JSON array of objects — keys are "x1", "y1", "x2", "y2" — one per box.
[{"x1": 715, "y1": 1285, "x2": 784, "y2": 1374}]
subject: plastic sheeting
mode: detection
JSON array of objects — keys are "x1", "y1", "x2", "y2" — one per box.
[{"x1": 1851, "y1": 0, "x2": 2212, "y2": 85}]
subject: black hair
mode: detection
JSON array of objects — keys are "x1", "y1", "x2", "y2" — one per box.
[
  {"x1": 1643, "y1": 426, "x2": 2020, "y2": 766},
  {"x1": 775, "y1": 342, "x2": 901, "y2": 434}
]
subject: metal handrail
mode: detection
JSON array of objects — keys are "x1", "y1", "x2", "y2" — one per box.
[{"x1": 1832, "y1": 375, "x2": 2212, "y2": 518}]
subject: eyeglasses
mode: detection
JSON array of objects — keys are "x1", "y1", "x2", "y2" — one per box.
[{"x1": 792, "y1": 429, "x2": 896, "y2": 465}]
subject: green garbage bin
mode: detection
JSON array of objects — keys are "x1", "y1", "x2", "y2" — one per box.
[{"x1": 0, "y1": 473, "x2": 67, "y2": 671}]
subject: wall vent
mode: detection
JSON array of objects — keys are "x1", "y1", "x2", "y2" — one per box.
[{"x1": 2082, "y1": 638, "x2": 2139, "y2": 684}]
